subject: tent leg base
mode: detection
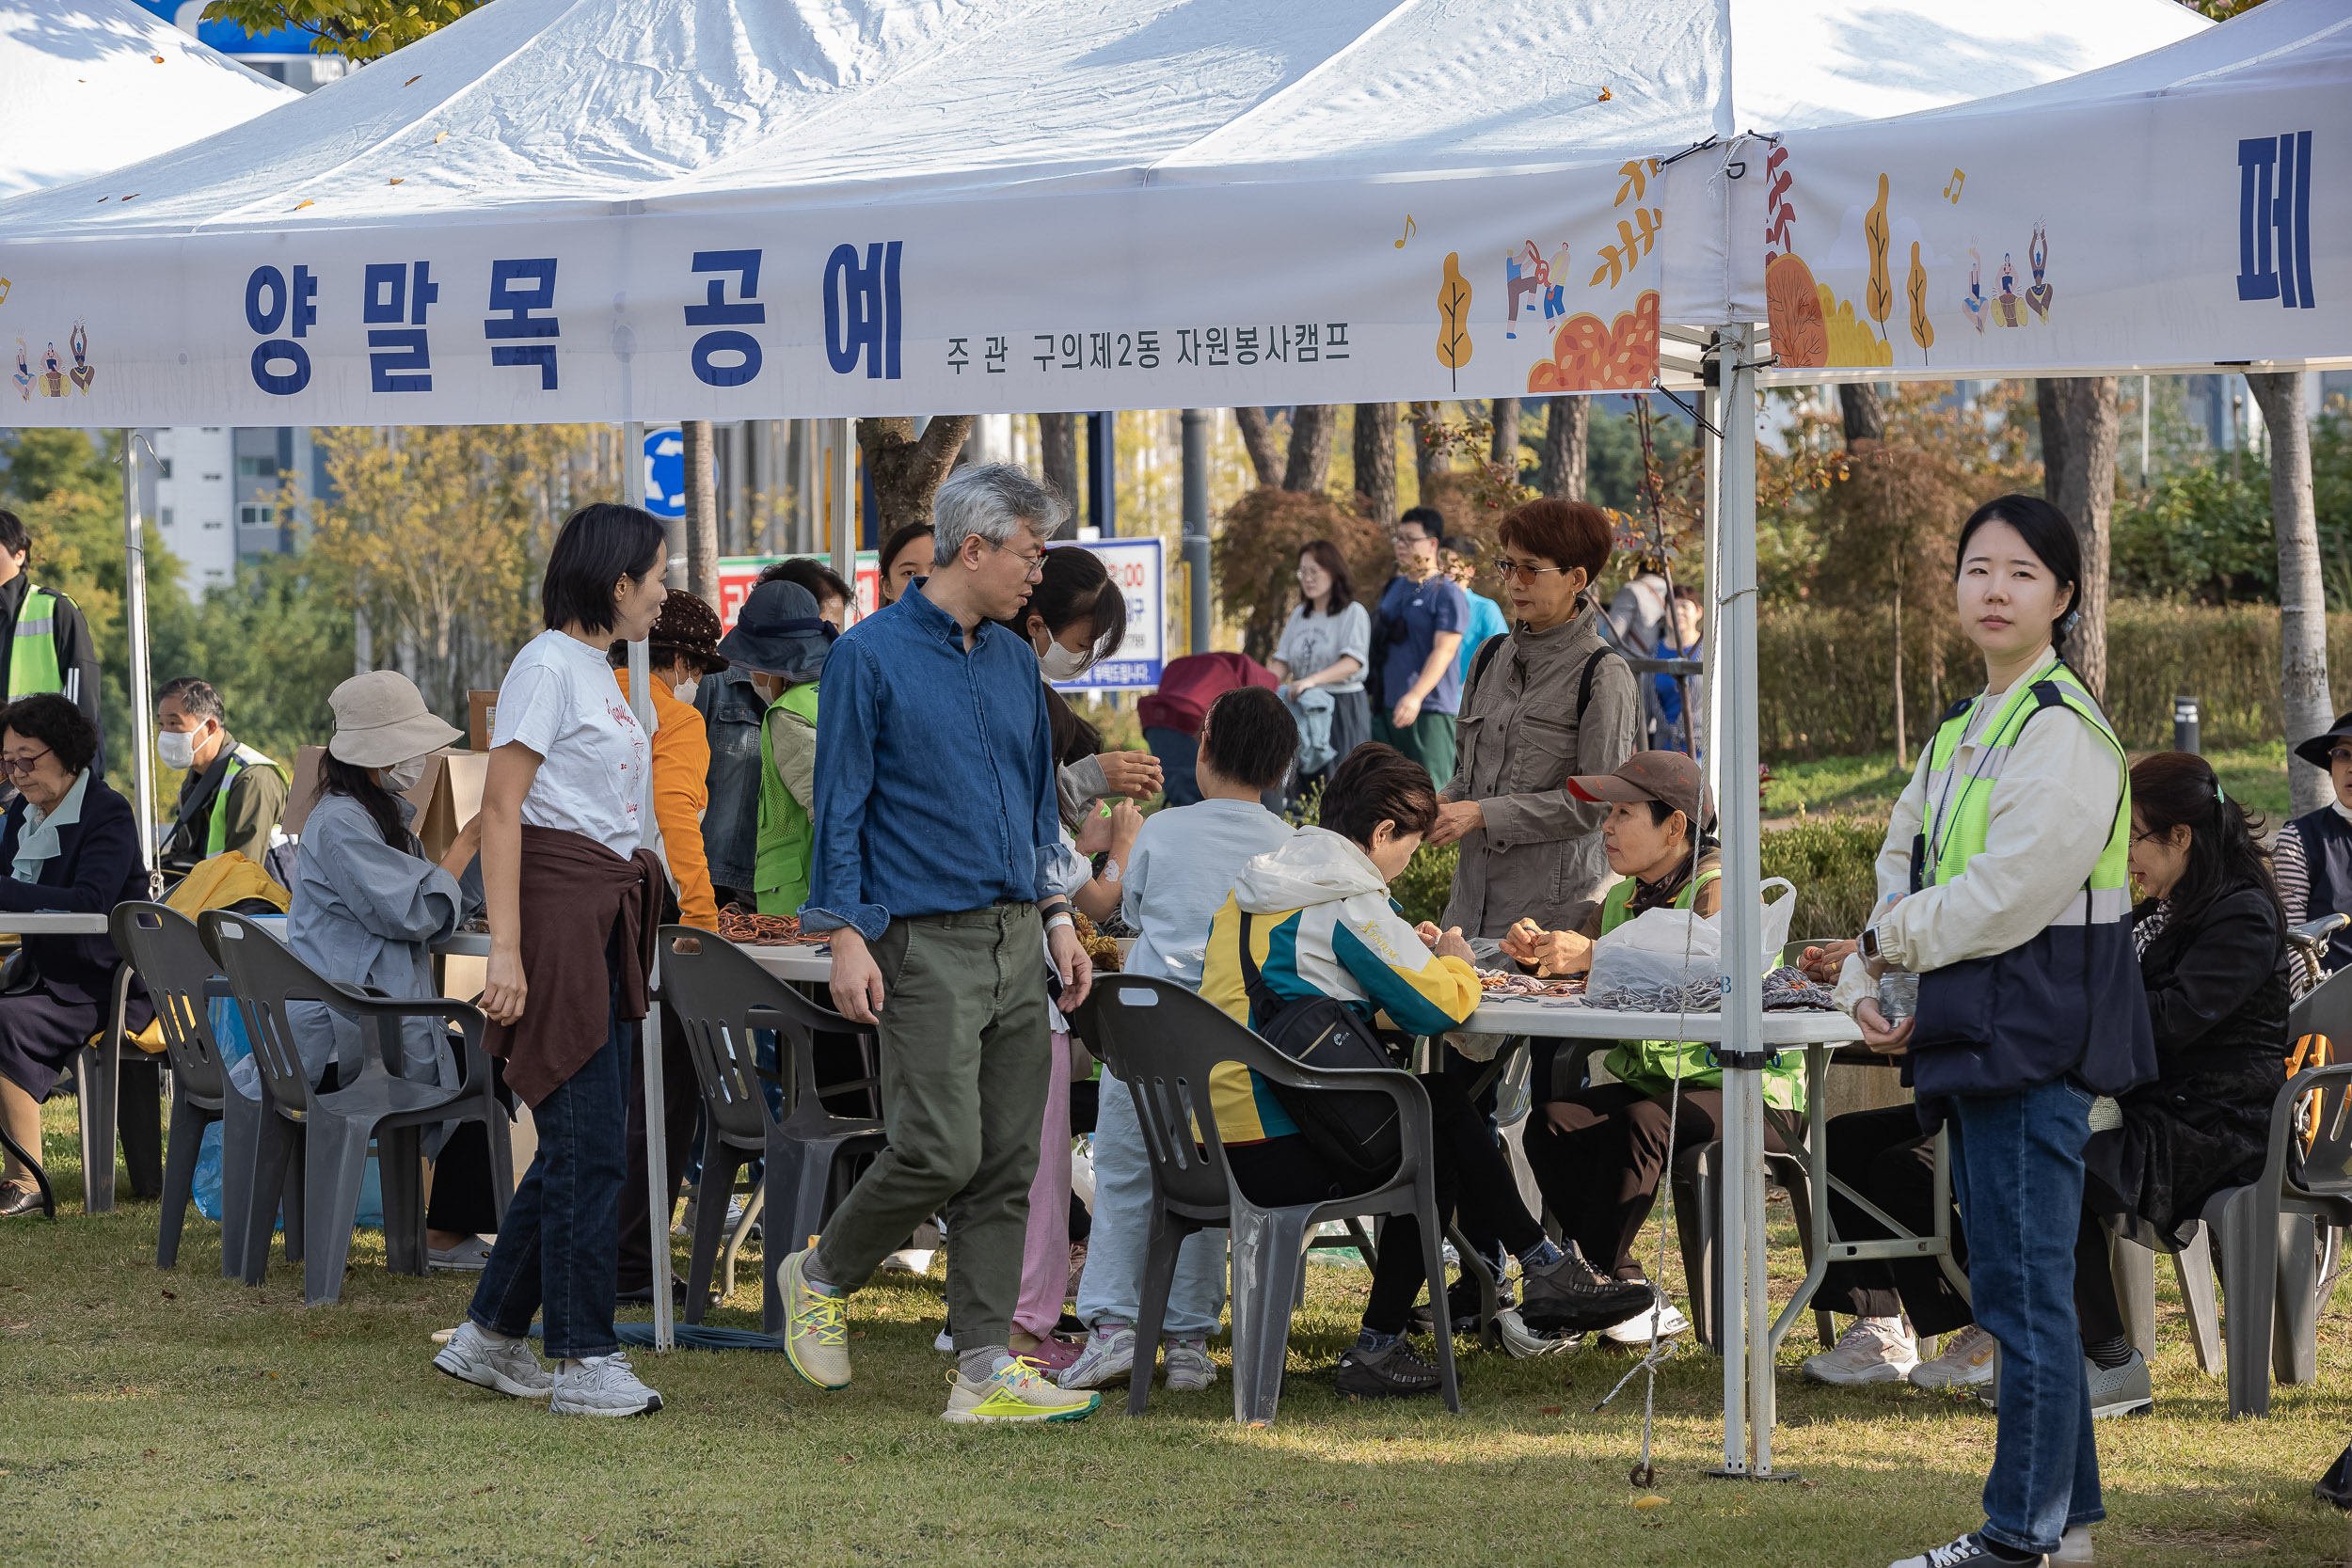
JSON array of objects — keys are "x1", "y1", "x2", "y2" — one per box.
[{"x1": 1704, "y1": 1465, "x2": 1805, "y2": 1482}]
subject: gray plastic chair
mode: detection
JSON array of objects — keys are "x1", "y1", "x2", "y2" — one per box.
[
  {"x1": 1074, "y1": 974, "x2": 1457, "y2": 1424},
  {"x1": 199, "y1": 910, "x2": 511, "y2": 1306},
  {"x1": 112, "y1": 903, "x2": 299, "y2": 1275},
  {"x1": 654, "y1": 927, "x2": 885, "y2": 1332}
]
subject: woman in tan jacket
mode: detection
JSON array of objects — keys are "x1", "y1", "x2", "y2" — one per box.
[{"x1": 1429, "y1": 498, "x2": 1641, "y2": 940}]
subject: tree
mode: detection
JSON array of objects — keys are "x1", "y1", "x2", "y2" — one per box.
[
  {"x1": 1036, "y1": 414, "x2": 1080, "y2": 533},
  {"x1": 856, "y1": 417, "x2": 977, "y2": 542},
  {"x1": 1490, "y1": 398, "x2": 1522, "y2": 483},
  {"x1": 683, "y1": 420, "x2": 719, "y2": 602},
  {"x1": 203, "y1": 0, "x2": 485, "y2": 61},
  {"x1": 1212, "y1": 487, "x2": 1389, "y2": 662},
  {"x1": 1839, "y1": 384, "x2": 1886, "y2": 444},
  {"x1": 1282, "y1": 406, "x2": 1337, "y2": 494},
  {"x1": 1353, "y1": 404, "x2": 1398, "y2": 523},
  {"x1": 1409, "y1": 403, "x2": 1446, "y2": 500},
  {"x1": 2037, "y1": 377, "x2": 2121, "y2": 699},
  {"x1": 1232, "y1": 407, "x2": 1283, "y2": 488},
  {"x1": 2250, "y1": 372, "x2": 2335, "y2": 816},
  {"x1": 1538, "y1": 397, "x2": 1587, "y2": 499}
]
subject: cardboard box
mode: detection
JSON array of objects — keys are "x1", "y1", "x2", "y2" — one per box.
[
  {"x1": 468, "y1": 690, "x2": 498, "y2": 752},
  {"x1": 282, "y1": 747, "x2": 489, "y2": 863}
]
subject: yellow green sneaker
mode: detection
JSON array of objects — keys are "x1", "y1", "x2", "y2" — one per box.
[
  {"x1": 941, "y1": 1359, "x2": 1103, "y2": 1425},
  {"x1": 781, "y1": 1248, "x2": 850, "y2": 1390}
]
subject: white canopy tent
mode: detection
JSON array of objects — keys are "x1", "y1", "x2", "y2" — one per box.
[
  {"x1": 0, "y1": 0, "x2": 295, "y2": 202},
  {"x1": 0, "y1": 0, "x2": 2227, "y2": 1426}
]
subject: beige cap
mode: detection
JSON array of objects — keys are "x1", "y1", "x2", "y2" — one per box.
[{"x1": 326, "y1": 670, "x2": 462, "y2": 769}]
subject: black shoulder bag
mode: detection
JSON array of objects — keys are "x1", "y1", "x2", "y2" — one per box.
[{"x1": 1235, "y1": 911, "x2": 1405, "y2": 1188}]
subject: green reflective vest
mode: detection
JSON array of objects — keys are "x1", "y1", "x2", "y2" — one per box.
[
  {"x1": 754, "y1": 681, "x2": 821, "y2": 918},
  {"x1": 1597, "y1": 868, "x2": 1806, "y2": 1111},
  {"x1": 7, "y1": 587, "x2": 64, "y2": 701},
  {"x1": 1908, "y1": 662, "x2": 2153, "y2": 1097},
  {"x1": 204, "y1": 744, "x2": 286, "y2": 859}
]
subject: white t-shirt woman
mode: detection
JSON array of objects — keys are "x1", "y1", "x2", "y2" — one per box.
[
  {"x1": 1273, "y1": 600, "x2": 1370, "y2": 694},
  {"x1": 490, "y1": 627, "x2": 648, "y2": 857}
]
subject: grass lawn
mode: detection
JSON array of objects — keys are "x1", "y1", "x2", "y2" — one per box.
[
  {"x1": 6, "y1": 1098, "x2": 2351, "y2": 1567},
  {"x1": 1766, "y1": 743, "x2": 2297, "y2": 825}
]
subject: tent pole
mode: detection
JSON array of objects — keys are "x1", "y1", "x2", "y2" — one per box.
[
  {"x1": 825, "y1": 419, "x2": 855, "y2": 600},
  {"x1": 623, "y1": 420, "x2": 674, "y2": 1354},
  {"x1": 1182, "y1": 410, "x2": 1212, "y2": 655},
  {"x1": 121, "y1": 431, "x2": 159, "y2": 894}
]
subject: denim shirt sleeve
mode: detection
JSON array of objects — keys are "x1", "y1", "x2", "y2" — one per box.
[
  {"x1": 801, "y1": 639, "x2": 890, "y2": 941},
  {"x1": 1026, "y1": 676, "x2": 1066, "y2": 897}
]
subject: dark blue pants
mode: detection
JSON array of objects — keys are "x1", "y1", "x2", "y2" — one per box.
[
  {"x1": 1949, "y1": 1077, "x2": 2105, "y2": 1556},
  {"x1": 469, "y1": 968, "x2": 633, "y2": 1361}
]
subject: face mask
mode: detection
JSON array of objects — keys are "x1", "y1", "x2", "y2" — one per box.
[
  {"x1": 381, "y1": 756, "x2": 430, "y2": 795},
  {"x1": 1037, "y1": 638, "x2": 1092, "y2": 683},
  {"x1": 673, "y1": 679, "x2": 700, "y2": 704},
  {"x1": 156, "y1": 729, "x2": 196, "y2": 771}
]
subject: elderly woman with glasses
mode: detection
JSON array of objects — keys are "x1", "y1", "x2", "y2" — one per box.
[{"x1": 0, "y1": 694, "x2": 153, "y2": 1217}]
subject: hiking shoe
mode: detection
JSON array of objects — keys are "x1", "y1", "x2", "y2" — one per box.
[
  {"x1": 781, "y1": 1247, "x2": 850, "y2": 1390},
  {"x1": 1497, "y1": 1308, "x2": 1578, "y2": 1358},
  {"x1": 1910, "y1": 1324, "x2": 1998, "y2": 1389},
  {"x1": 1057, "y1": 1323, "x2": 1136, "y2": 1389},
  {"x1": 1517, "y1": 1252, "x2": 1656, "y2": 1335},
  {"x1": 1889, "y1": 1532, "x2": 2043, "y2": 1567},
  {"x1": 942, "y1": 1360, "x2": 1103, "y2": 1425},
  {"x1": 1335, "y1": 1338, "x2": 1446, "y2": 1400},
  {"x1": 1412, "y1": 1268, "x2": 1512, "y2": 1333},
  {"x1": 2085, "y1": 1348, "x2": 2153, "y2": 1419},
  {"x1": 549, "y1": 1352, "x2": 663, "y2": 1418},
  {"x1": 1162, "y1": 1337, "x2": 1216, "y2": 1392},
  {"x1": 433, "y1": 1321, "x2": 553, "y2": 1400},
  {"x1": 1600, "y1": 1298, "x2": 1692, "y2": 1346},
  {"x1": 1802, "y1": 1317, "x2": 1918, "y2": 1386},
  {"x1": 2052, "y1": 1523, "x2": 2093, "y2": 1564}
]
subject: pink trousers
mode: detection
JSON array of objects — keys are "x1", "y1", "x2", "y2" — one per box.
[{"x1": 1012, "y1": 1028, "x2": 1073, "y2": 1338}]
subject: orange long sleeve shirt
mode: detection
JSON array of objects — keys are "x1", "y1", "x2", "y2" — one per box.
[{"x1": 615, "y1": 669, "x2": 719, "y2": 930}]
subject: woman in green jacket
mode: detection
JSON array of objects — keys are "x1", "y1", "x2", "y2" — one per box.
[
  {"x1": 1500, "y1": 750, "x2": 1803, "y2": 1344},
  {"x1": 714, "y1": 579, "x2": 834, "y2": 918}
]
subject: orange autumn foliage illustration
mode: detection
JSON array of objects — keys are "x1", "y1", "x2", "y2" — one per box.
[{"x1": 1525, "y1": 290, "x2": 1659, "y2": 392}]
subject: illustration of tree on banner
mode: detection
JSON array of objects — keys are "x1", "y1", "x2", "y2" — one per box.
[
  {"x1": 203, "y1": 1, "x2": 486, "y2": 61},
  {"x1": 1907, "y1": 242, "x2": 1934, "y2": 366},
  {"x1": 1437, "y1": 254, "x2": 1472, "y2": 391},
  {"x1": 1864, "y1": 174, "x2": 1894, "y2": 356}
]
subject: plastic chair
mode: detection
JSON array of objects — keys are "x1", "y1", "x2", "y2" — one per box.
[
  {"x1": 199, "y1": 911, "x2": 511, "y2": 1306},
  {"x1": 111, "y1": 903, "x2": 299, "y2": 1275},
  {"x1": 653, "y1": 927, "x2": 885, "y2": 1331},
  {"x1": 67, "y1": 961, "x2": 141, "y2": 1213},
  {"x1": 1074, "y1": 975, "x2": 1458, "y2": 1424},
  {"x1": 1671, "y1": 1138, "x2": 1826, "y2": 1351}
]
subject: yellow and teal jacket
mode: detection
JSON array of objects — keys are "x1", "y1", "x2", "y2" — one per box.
[{"x1": 1200, "y1": 826, "x2": 1482, "y2": 1143}]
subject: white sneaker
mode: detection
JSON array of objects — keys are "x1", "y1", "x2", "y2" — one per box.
[
  {"x1": 1909, "y1": 1323, "x2": 1999, "y2": 1389},
  {"x1": 1497, "y1": 1308, "x2": 1579, "y2": 1357},
  {"x1": 1600, "y1": 1299, "x2": 1691, "y2": 1345},
  {"x1": 1057, "y1": 1323, "x2": 1136, "y2": 1389},
  {"x1": 880, "y1": 1248, "x2": 936, "y2": 1275},
  {"x1": 433, "y1": 1321, "x2": 553, "y2": 1400},
  {"x1": 427, "y1": 1236, "x2": 491, "y2": 1272},
  {"x1": 549, "y1": 1352, "x2": 664, "y2": 1417},
  {"x1": 2052, "y1": 1522, "x2": 2092, "y2": 1564},
  {"x1": 1802, "y1": 1317, "x2": 1918, "y2": 1386},
  {"x1": 1161, "y1": 1337, "x2": 1216, "y2": 1392}
]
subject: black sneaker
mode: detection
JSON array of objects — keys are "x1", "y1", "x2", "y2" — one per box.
[
  {"x1": 1888, "y1": 1531, "x2": 2043, "y2": 1568},
  {"x1": 1334, "y1": 1338, "x2": 1445, "y2": 1400},
  {"x1": 1410, "y1": 1268, "x2": 1513, "y2": 1333},
  {"x1": 1517, "y1": 1253, "x2": 1657, "y2": 1335}
]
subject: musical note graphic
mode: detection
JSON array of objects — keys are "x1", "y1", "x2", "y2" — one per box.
[
  {"x1": 1394, "y1": 215, "x2": 1417, "y2": 249},
  {"x1": 1944, "y1": 169, "x2": 1965, "y2": 203},
  {"x1": 0, "y1": 278, "x2": 10, "y2": 306}
]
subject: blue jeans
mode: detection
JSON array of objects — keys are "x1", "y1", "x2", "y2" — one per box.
[
  {"x1": 1948, "y1": 1077, "x2": 2105, "y2": 1556},
  {"x1": 469, "y1": 970, "x2": 633, "y2": 1361},
  {"x1": 1074, "y1": 1069, "x2": 1227, "y2": 1338}
]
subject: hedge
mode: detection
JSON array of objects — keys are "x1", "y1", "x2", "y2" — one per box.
[{"x1": 1758, "y1": 600, "x2": 2352, "y2": 759}]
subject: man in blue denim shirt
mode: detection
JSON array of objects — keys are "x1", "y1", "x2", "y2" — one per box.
[{"x1": 780, "y1": 464, "x2": 1100, "y2": 1425}]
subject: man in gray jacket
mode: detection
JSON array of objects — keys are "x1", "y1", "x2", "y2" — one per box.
[{"x1": 1430, "y1": 499, "x2": 1641, "y2": 940}]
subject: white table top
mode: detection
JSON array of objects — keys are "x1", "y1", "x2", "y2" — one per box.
[
  {"x1": 0, "y1": 912, "x2": 112, "y2": 935},
  {"x1": 434, "y1": 928, "x2": 835, "y2": 984}
]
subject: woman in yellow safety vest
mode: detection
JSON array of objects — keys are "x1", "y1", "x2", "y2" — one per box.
[
  {"x1": 1850, "y1": 496, "x2": 2155, "y2": 1568},
  {"x1": 714, "y1": 579, "x2": 835, "y2": 919}
]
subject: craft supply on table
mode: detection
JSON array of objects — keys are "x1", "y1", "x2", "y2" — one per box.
[
  {"x1": 1476, "y1": 969, "x2": 1585, "y2": 998},
  {"x1": 716, "y1": 904, "x2": 830, "y2": 946}
]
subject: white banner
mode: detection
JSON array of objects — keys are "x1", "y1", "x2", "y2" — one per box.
[
  {"x1": 1765, "y1": 79, "x2": 2352, "y2": 381},
  {"x1": 0, "y1": 170, "x2": 1669, "y2": 427}
]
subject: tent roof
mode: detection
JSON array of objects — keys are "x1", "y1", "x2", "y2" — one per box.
[
  {"x1": 0, "y1": 0, "x2": 2206, "y2": 239},
  {"x1": 0, "y1": 0, "x2": 298, "y2": 202}
]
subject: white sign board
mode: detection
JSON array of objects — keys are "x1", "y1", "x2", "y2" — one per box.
[{"x1": 1051, "y1": 538, "x2": 1164, "y2": 693}]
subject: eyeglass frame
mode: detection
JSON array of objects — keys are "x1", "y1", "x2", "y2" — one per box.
[
  {"x1": 977, "y1": 533, "x2": 1047, "y2": 580},
  {"x1": 1492, "y1": 555, "x2": 1576, "y2": 584},
  {"x1": 0, "y1": 745, "x2": 54, "y2": 778}
]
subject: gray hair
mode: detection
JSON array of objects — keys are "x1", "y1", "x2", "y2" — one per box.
[{"x1": 932, "y1": 463, "x2": 1066, "y2": 562}]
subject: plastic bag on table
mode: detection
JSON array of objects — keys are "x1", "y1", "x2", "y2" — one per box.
[{"x1": 1586, "y1": 906, "x2": 1722, "y2": 996}]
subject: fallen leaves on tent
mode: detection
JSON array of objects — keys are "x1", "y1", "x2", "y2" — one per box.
[{"x1": 293, "y1": 199, "x2": 313, "y2": 211}]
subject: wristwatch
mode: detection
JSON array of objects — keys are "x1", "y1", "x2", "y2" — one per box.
[{"x1": 1859, "y1": 926, "x2": 1883, "y2": 961}]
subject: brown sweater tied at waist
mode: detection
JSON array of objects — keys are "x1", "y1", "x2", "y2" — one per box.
[{"x1": 486, "y1": 823, "x2": 665, "y2": 1107}]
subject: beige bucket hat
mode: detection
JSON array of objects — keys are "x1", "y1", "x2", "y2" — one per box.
[{"x1": 326, "y1": 670, "x2": 463, "y2": 768}]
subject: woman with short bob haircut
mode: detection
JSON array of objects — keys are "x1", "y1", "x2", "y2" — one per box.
[
  {"x1": 432, "y1": 502, "x2": 675, "y2": 1418},
  {"x1": 1844, "y1": 494, "x2": 2156, "y2": 1568}
]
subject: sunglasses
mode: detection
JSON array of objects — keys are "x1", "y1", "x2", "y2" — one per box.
[{"x1": 0, "y1": 746, "x2": 52, "y2": 778}]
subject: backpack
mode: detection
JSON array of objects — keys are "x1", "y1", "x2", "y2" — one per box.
[
  {"x1": 1468, "y1": 635, "x2": 1618, "y2": 723},
  {"x1": 1235, "y1": 911, "x2": 1404, "y2": 1189}
]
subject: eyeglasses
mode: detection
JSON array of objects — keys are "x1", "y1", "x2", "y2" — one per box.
[
  {"x1": 1391, "y1": 531, "x2": 1432, "y2": 546},
  {"x1": 1494, "y1": 557, "x2": 1569, "y2": 583},
  {"x1": 0, "y1": 746, "x2": 52, "y2": 778},
  {"x1": 981, "y1": 536, "x2": 1046, "y2": 580},
  {"x1": 2329, "y1": 747, "x2": 2352, "y2": 767}
]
